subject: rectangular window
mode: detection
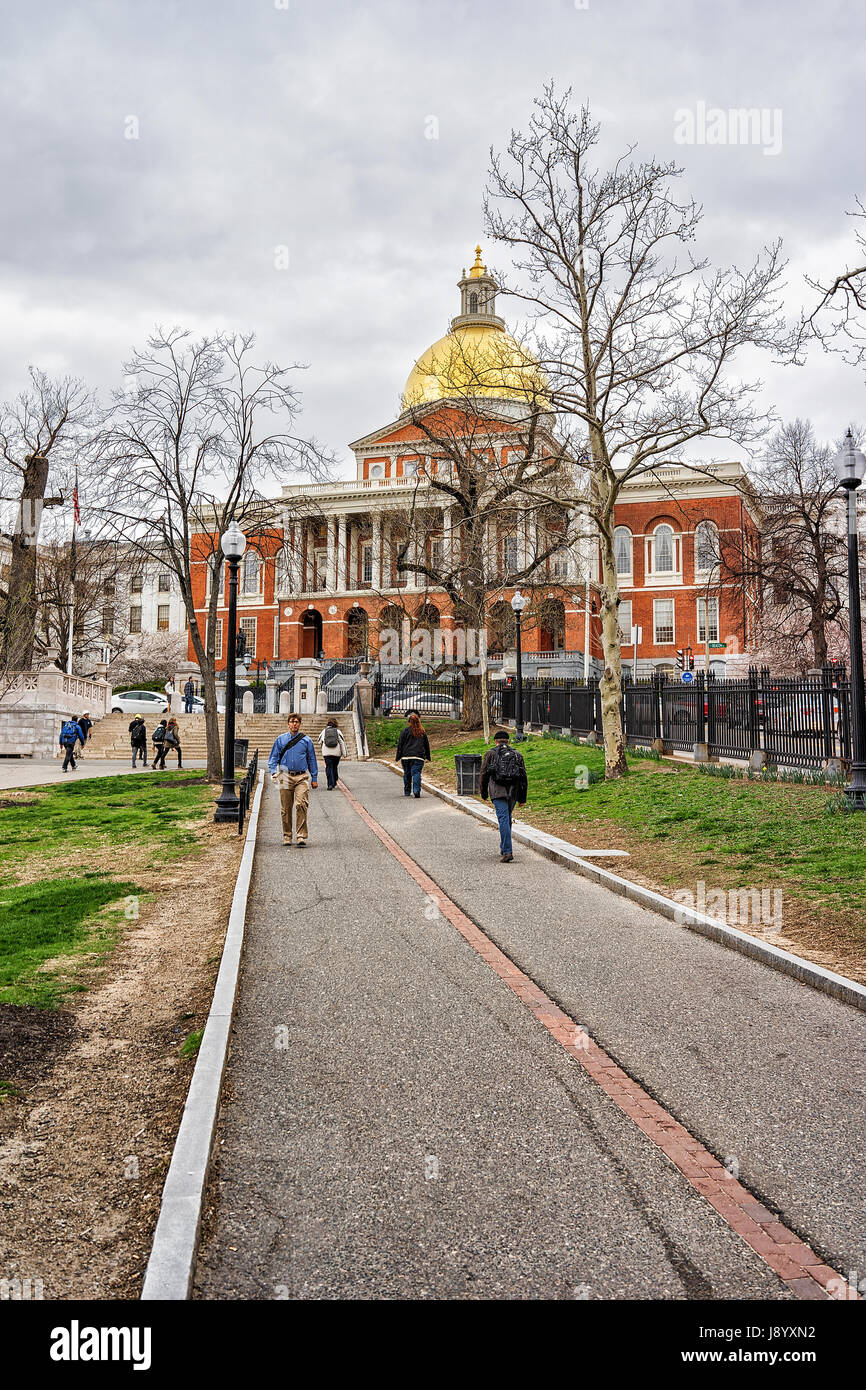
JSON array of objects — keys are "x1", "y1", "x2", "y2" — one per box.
[
  {"x1": 618, "y1": 600, "x2": 633, "y2": 645},
  {"x1": 214, "y1": 619, "x2": 223, "y2": 661},
  {"x1": 157, "y1": 604, "x2": 170, "y2": 631},
  {"x1": 697, "y1": 598, "x2": 719, "y2": 643},
  {"x1": 653, "y1": 599, "x2": 675, "y2": 644},
  {"x1": 158, "y1": 572, "x2": 171, "y2": 592},
  {"x1": 273, "y1": 614, "x2": 280, "y2": 658},
  {"x1": 503, "y1": 536, "x2": 519, "y2": 575},
  {"x1": 243, "y1": 553, "x2": 261, "y2": 596},
  {"x1": 430, "y1": 537, "x2": 444, "y2": 572},
  {"x1": 240, "y1": 616, "x2": 257, "y2": 657},
  {"x1": 128, "y1": 606, "x2": 142, "y2": 634},
  {"x1": 103, "y1": 578, "x2": 115, "y2": 597},
  {"x1": 101, "y1": 605, "x2": 114, "y2": 635},
  {"x1": 550, "y1": 547, "x2": 569, "y2": 580},
  {"x1": 314, "y1": 549, "x2": 328, "y2": 591},
  {"x1": 131, "y1": 574, "x2": 143, "y2": 593},
  {"x1": 361, "y1": 542, "x2": 373, "y2": 585}
]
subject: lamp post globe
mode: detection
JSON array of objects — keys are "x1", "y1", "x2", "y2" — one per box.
[
  {"x1": 833, "y1": 430, "x2": 866, "y2": 810},
  {"x1": 511, "y1": 590, "x2": 528, "y2": 743},
  {"x1": 214, "y1": 522, "x2": 248, "y2": 823}
]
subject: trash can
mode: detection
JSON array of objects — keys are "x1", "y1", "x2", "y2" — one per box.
[
  {"x1": 454, "y1": 753, "x2": 483, "y2": 796},
  {"x1": 234, "y1": 737, "x2": 249, "y2": 769}
]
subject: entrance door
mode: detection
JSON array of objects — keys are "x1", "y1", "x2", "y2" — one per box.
[{"x1": 301, "y1": 610, "x2": 322, "y2": 658}]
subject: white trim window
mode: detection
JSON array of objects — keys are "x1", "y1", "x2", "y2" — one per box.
[
  {"x1": 273, "y1": 614, "x2": 280, "y2": 658},
  {"x1": 129, "y1": 606, "x2": 142, "y2": 634},
  {"x1": 369, "y1": 463, "x2": 384, "y2": 479},
  {"x1": 213, "y1": 619, "x2": 223, "y2": 661},
  {"x1": 157, "y1": 604, "x2": 170, "y2": 631},
  {"x1": 240, "y1": 616, "x2": 257, "y2": 657},
  {"x1": 646, "y1": 524, "x2": 681, "y2": 584},
  {"x1": 503, "y1": 535, "x2": 519, "y2": 576},
  {"x1": 613, "y1": 526, "x2": 633, "y2": 578},
  {"x1": 697, "y1": 597, "x2": 719, "y2": 643},
  {"x1": 694, "y1": 520, "x2": 720, "y2": 575},
  {"x1": 618, "y1": 600, "x2": 633, "y2": 645},
  {"x1": 361, "y1": 541, "x2": 373, "y2": 585},
  {"x1": 653, "y1": 598, "x2": 675, "y2": 644},
  {"x1": 242, "y1": 553, "x2": 262, "y2": 597}
]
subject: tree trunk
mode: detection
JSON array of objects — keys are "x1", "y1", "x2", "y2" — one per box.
[
  {"x1": 480, "y1": 660, "x2": 490, "y2": 743},
  {"x1": 462, "y1": 670, "x2": 484, "y2": 730},
  {"x1": 3, "y1": 455, "x2": 49, "y2": 670},
  {"x1": 598, "y1": 525, "x2": 628, "y2": 779},
  {"x1": 186, "y1": 589, "x2": 223, "y2": 782}
]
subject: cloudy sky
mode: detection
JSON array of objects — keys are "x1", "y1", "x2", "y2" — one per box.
[{"x1": 1, "y1": 0, "x2": 864, "y2": 479}]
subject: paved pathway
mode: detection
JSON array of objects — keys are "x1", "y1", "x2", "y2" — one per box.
[{"x1": 194, "y1": 762, "x2": 865, "y2": 1300}]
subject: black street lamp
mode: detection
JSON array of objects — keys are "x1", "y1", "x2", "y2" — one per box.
[
  {"x1": 511, "y1": 589, "x2": 528, "y2": 742},
  {"x1": 834, "y1": 430, "x2": 866, "y2": 809},
  {"x1": 214, "y1": 521, "x2": 247, "y2": 823}
]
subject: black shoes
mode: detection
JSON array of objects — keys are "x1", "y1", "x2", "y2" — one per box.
[{"x1": 500, "y1": 853, "x2": 514, "y2": 863}]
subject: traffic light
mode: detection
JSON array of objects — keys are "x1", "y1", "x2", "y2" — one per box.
[
  {"x1": 675, "y1": 649, "x2": 684, "y2": 671},
  {"x1": 686, "y1": 645, "x2": 694, "y2": 672}
]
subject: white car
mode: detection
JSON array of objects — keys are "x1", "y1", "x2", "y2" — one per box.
[{"x1": 111, "y1": 689, "x2": 170, "y2": 716}]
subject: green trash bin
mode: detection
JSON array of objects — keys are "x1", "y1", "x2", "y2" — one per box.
[{"x1": 454, "y1": 753, "x2": 483, "y2": 796}]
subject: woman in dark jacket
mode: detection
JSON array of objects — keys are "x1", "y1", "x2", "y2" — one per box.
[
  {"x1": 394, "y1": 712, "x2": 431, "y2": 798},
  {"x1": 161, "y1": 717, "x2": 183, "y2": 769},
  {"x1": 129, "y1": 716, "x2": 148, "y2": 768}
]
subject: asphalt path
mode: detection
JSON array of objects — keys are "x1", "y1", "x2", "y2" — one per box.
[{"x1": 191, "y1": 762, "x2": 849, "y2": 1301}]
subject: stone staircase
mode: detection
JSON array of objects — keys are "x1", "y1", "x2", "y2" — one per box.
[{"x1": 82, "y1": 711, "x2": 360, "y2": 761}]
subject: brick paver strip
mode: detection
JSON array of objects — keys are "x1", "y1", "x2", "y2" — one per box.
[{"x1": 339, "y1": 781, "x2": 855, "y2": 1303}]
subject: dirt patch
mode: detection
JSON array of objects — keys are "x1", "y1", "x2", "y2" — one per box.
[
  {"x1": 0, "y1": 816, "x2": 245, "y2": 1300},
  {"x1": 0, "y1": 797, "x2": 38, "y2": 809}
]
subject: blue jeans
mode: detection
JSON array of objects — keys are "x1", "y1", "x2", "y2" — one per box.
[
  {"x1": 402, "y1": 759, "x2": 423, "y2": 796},
  {"x1": 184, "y1": 696, "x2": 194, "y2": 713},
  {"x1": 492, "y1": 797, "x2": 514, "y2": 855}
]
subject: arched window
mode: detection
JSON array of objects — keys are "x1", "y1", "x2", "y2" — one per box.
[
  {"x1": 695, "y1": 520, "x2": 720, "y2": 572},
  {"x1": 653, "y1": 524, "x2": 674, "y2": 573},
  {"x1": 470, "y1": 291, "x2": 478, "y2": 313},
  {"x1": 613, "y1": 526, "x2": 632, "y2": 575}
]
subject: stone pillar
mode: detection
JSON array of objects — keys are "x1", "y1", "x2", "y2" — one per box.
[
  {"x1": 304, "y1": 523, "x2": 314, "y2": 592},
  {"x1": 382, "y1": 517, "x2": 391, "y2": 590},
  {"x1": 242, "y1": 689, "x2": 254, "y2": 715},
  {"x1": 279, "y1": 688, "x2": 292, "y2": 714},
  {"x1": 337, "y1": 514, "x2": 347, "y2": 594}
]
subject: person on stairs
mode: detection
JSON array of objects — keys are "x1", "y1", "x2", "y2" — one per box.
[
  {"x1": 129, "y1": 715, "x2": 148, "y2": 768},
  {"x1": 318, "y1": 718, "x2": 348, "y2": 789}
]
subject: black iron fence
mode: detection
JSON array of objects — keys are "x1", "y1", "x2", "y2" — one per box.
[
  {"x1": 374, "y1": 672, "x2": 464, "y2": 717},
  {"x1": 237, "y1": 747, "x2": 259, "y2": 835},
  {"x1": 497, "y1": 666, "x2": 853, "y2": 771}
]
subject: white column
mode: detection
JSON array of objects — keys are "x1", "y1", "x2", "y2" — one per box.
[
  {"x1": 372, "y1": 514, "x2": 382, "y2": 589},
  {"x1": 442, "y1": 504, "x2": 452, "y2": 572},
  {"x1": 327, "y1": 515, "x2": 337, "y2": 592},
  {"x1": 337, "y1": 514, "x2": 347, "y2": 594},
  {"x1": 407, "y1": 513, "x2": 420, "y2": 590},
  {"x1": 347, "y1": 518, "x2": 355, "y2": 592},
  {"x1": 304, "y1": 523, "x2": 314, "y2": 592}
]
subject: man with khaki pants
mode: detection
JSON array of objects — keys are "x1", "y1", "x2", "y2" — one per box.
[{"x1": 267, "y1": 713, "x2": 319, "y2": 847}]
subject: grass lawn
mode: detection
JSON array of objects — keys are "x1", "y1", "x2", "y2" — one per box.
[
  {"x1": 0, "y1": 771, "x2": 216, "y2": 1008},
  {"x1": 421, "y1": 731, "x2": 866, "y2": 976}
]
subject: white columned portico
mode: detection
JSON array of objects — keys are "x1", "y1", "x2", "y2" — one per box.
[
  {"x1": 337, "y1": 514, "x2": 347, "y2": 594},
  {"x1": 372, "y1": 515, "x2": 382, "y2": 589}
]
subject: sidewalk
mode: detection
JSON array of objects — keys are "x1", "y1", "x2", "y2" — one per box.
[{"x1": 193, "y1": 763, "x2": 864, "y2": 1299}]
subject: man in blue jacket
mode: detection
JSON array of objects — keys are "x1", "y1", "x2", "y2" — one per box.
[{"x1": 268, "y1": 713, "x2": 319, "y2": 847}]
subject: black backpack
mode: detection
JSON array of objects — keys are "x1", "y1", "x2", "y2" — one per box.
[
  {"x1": 492, "y1": 744, "x2": 522, "y2": 786},
  {"x1": 152, "y1": 725, "x2": 166, "y2": 744}
]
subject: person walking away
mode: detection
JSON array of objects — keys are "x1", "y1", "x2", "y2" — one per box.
[
  {"x1": 164, "y1": 678, "x2": 175, "y2": 712},
  {"x1": 394, "y1": 712, "x2": 431, "y2": 798},
  {"x1": 318, "y1": 718, "x2": 348, "y2": 789},
  {"x1": 163, "y1": 717, "x2": 183, "y2": 768},
  {"x1": 268, "y1": 713, "x2": 318, "y2": 846},
  {"x1": 129, "y1": 715, "x2": 148, "y2": 768},
  {"x1": 152, "y1": 719, "x2": 168, "y2": 769},
  {"x1": 59, "y1": 716, "x2": 84, "y2": 772},
  {"x1": 183, "y1": 677, "x2": 196, "y2": 714},
  {"x1": 480, "y1": 728, "x2": 527, "y2": 863},
  {"x1": 77, "y1": 710, "x2": 93, "y2": 757}
]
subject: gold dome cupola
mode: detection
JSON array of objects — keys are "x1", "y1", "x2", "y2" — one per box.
[{"x1": 452, "y1": 245, "x2": 505, "y2": 329}]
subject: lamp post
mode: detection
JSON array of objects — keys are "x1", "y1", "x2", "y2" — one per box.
[
  {"x1": 511, "y1": 589, "x2": 529, "y2": 742},
  {"x1": 834, "y1": 431, "x2": 866, "y2": 809},
  {"x1": 214, "y1": 521, "x2": 246, "y2": 823}
]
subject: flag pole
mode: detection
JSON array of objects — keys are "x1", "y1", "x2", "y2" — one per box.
[{"x1": 67, "y1": 467, "x2": 79, "y2": 675}]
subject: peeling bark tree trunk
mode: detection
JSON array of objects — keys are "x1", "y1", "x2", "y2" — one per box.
[
  {"x1": 598, "y1": 522, "x2": 628, "y2": 779},
  {"x1": 3, "y1": 454, "x2": 49, "y2": 670},
  {"x1": 462, "y1": 670, "x2": 484, "y2": 730}
]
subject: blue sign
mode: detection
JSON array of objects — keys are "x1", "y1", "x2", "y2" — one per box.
[{"x1": 681, "y1": 670, "x2": 694, "y2": 684}]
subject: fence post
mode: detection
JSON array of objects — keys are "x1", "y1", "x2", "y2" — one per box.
[{"x1": 693, "y1": 670, "x2": 708, "y2": 761}]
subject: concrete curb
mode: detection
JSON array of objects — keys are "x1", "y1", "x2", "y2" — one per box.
[
  {"x1": 380, "y1": 760, "x2": 866, "y2": 1015},
  {"x1": 141, "y1": 771, "x2": 266, "y2": 1300}
]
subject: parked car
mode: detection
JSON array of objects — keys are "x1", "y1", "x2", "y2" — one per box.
[
  {"x1": 381, "y1": 690, "x2": 463, "y2": 718},
  {"x1": 111, "y1": 689, "x2": 169, "y2": 716}
]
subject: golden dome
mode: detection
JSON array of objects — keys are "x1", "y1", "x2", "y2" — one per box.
[{"x1": 402, "y1": 324, "x2": 549, "y2": 409}]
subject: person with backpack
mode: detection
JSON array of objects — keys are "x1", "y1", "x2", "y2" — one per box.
[
  {"x1": 161, "y1": 717, "x2": 183, "y2": 768},
  {"x1": 480, "y1": 729, "x2": 528, "y2": 863},
  {"x1": 129, "y1": 715, "x2": 148, "y2": 768},
  {"x1": 183, "y1": 677, "x2": 196, "y2": 714},
  {"x1": 59, "y1": 716, "x2": 84, "y2": 772},
  {"x1": 317, "y1": 718, "x2": 348, "y2": 789},
  {"x1": 151, "y1": 719, "x2": 168, "y2": 769},
  {"x1": 394, "y1": 711, "x2": 431, "y2": 798},
  {"x1": 268, "y1": 713, "x2": 318, "y2": 846}
]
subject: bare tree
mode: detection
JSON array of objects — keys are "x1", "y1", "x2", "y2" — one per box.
[
  {"x1": 0, "y1": 369, "x2": 94, "y2": 669},
  {"x1": 721, "y1": 421, "x2": 848, "y2": 671},
  {"x1": 485, "y1": 88, "x2": 797, "y2": 776},
  {"x1": 807, "y1": 199, "x2": 866, "y2": 366},
  {"x1": 98, "y1": 328, "x2": 331, "y2": 781}
]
